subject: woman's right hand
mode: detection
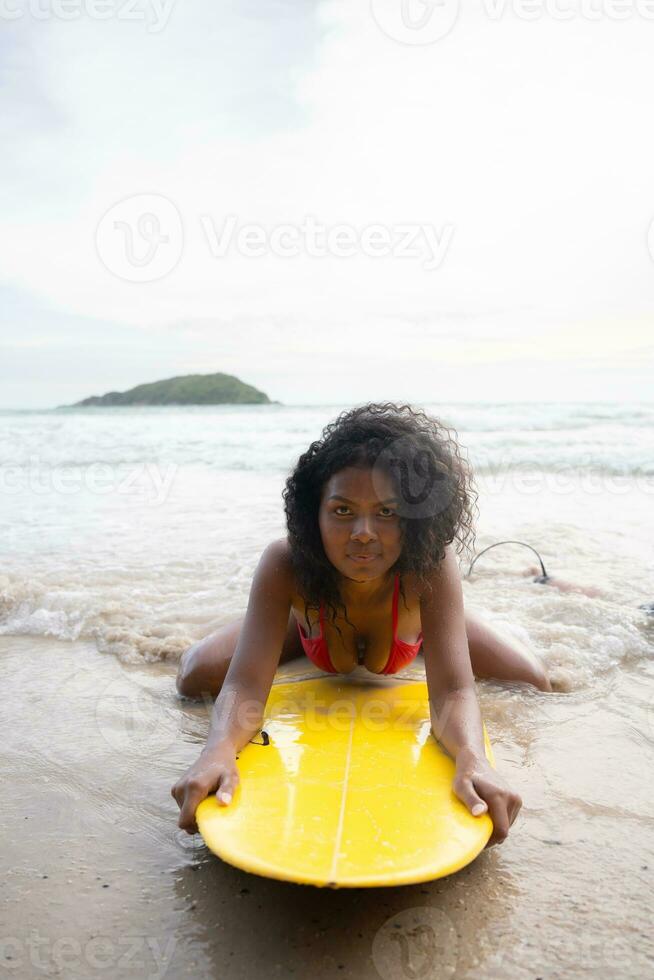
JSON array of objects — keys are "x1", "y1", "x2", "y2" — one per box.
[{"x1": 171, "y1": 746, "x2": 240, "y2": 834}]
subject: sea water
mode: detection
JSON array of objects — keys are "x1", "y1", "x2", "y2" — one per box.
[
  {"x1": 2, "y1": 401, "x2": 654, "y2": 978},
  {"x1": 1, "y1": 402, "x2": 652, "y2": 690}
]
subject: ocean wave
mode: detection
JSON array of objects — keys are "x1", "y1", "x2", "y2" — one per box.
[
  {"x1": 0, "y1": 571, "x2": 196, "y2": 665},
  {"x1": 1, "y1": 459, "x2": 652, "y2": 479},
  {"x1": 1, "y1": 567, "x2": 651, "y2": 687},
  {"x1": 1, "y1": 403, "x2": 653, "y2": 477},
  {"x1": 473, "y1": 462, "x2": 654, "y2": 478}
]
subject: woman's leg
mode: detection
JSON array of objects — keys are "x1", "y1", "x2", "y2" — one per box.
[
  {"x1": 177, "y1": 606, "x2": 552, "y2": 698},
  {"x1": 464, "y1": 608, "x2": 552, "y2": 691},
  {"x1": 176, "y1": 612, "x2": 304, "y2": 699}
]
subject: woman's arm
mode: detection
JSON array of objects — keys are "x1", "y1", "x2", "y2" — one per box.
[
  {"x1": 421, "y1": 545, "x2": 522, "y2": 846},
  {"x1": 171, "y1": 539, "x2": 293, "y2": 833}
]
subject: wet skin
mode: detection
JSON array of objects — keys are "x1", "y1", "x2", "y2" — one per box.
[{"x1": 172, "y1": 466, "x2": 550, "y2": 841}]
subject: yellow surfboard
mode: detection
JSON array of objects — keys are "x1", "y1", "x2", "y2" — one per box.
[{"x1": 196, "y1": 661, "x2": 494, "y2": 888}]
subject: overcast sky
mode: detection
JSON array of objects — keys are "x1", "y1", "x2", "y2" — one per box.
[{"x1": 1, "y1": 0, "x2": 653, "y2": 408}]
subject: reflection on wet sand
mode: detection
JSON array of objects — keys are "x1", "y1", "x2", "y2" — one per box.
[{"x1": 3, "y1": 634, "x2": 653, "y2": 977}]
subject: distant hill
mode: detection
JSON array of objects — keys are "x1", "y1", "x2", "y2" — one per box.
[{"x1": 66, "y1": 373, "x2": 276, "y2": 407}]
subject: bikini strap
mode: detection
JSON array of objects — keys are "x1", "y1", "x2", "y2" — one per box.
[{"x1": 392, "y1": 573, "x2": 399, "y2": 635}]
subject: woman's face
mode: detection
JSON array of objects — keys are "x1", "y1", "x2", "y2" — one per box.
[{"x1": 318, "y1": 466, "x2": 403, "y2": 582}]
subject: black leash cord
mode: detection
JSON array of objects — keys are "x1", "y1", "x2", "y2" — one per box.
[
  {"x1": 465, "y1": 541, "x2": 654, "y2": 615},
  {"x1": 465, "y1": 540, "x2": 550, "y2": 582},
  {"x1": 249, "y1": 730, "x2": 270, "y2": 746}
]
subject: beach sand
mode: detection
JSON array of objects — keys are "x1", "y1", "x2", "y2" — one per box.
[
  {"x1": 3, "y1": 632, "x2": 653, "y2": 980},
  {"x1": 3, "y1": 405, "x2": 653, "y2": 977}
]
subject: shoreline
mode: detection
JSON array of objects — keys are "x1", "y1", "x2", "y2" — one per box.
[{"x1": 3, "y1": 633, "x2": 653, "y2": 978}]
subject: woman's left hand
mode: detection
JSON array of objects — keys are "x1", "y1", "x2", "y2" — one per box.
[{"x1": 453, "y1": 749, "x2": 522, "y2": 847}]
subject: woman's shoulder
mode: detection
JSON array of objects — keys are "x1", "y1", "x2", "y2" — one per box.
[
  {"x1": 258, "y1": 537, "x2": 297, "y2": 593},
  {"x1": 399, "y1": 547, "x2": 461, "y2": 602},
  {"x1": 260, "y1": 536, "x2": 293, "y2": 572},
  {"x1": 261, "y1": 538, "x2": 311, "y2": 615},
  {"x1": 262, "y1": 536, "x2": 291, "y2": 557},
  {"x1": 258, "y1": 541, "x2": 457, "y2": 607},
  {"x1": 396, "y1": 569, "x2": 425, "y2": 608}
]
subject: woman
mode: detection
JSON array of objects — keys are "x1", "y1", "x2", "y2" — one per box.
[{"x1": 171, "y1": 403, "x2": 551, "y2": 844}]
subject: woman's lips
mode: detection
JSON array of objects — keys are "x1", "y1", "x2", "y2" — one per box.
[{"x1": 348, "y1": 554, "x2": 378, "y2": 563}]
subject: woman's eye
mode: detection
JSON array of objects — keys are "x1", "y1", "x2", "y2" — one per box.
[{"x1": 334, "y1": 505, "x2": 395, "y2": 517}]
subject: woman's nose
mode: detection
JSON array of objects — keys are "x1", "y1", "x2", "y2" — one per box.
[{"x1": 351, "y1": 517, "x2": 376, "y2": 540}]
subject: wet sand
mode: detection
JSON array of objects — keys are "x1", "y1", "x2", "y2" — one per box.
[{"x1": 2, "y1": 633, "x2": 653, "y2": 979}]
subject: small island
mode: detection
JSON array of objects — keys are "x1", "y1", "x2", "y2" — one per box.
[{"x1": 65, "y1": 372, "x2": 277, "y2": 407}]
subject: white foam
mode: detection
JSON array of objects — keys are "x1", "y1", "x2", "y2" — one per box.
[{"x1": 1, "y1": 405, "x2": 652, "y2": 682}]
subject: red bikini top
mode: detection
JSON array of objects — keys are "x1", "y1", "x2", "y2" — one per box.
[{"x1": 296, "y1": 573, "x2": 423, "y2": 675}]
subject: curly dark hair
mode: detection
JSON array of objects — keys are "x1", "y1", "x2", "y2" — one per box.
[{"x1": 282, "y1": 402, "x2": 478, "y2": 639}]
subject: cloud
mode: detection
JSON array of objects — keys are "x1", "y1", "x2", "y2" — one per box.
[{"x1": 1, "y1": 0, "x2": 654, "y2": 405}]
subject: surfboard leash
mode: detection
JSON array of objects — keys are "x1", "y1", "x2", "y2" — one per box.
[
  {"x1": 464, "y1": 539, "x2": 653, "y2": 615},
  {"x1": 249, "y1": 730, "x2": 270, "y2": 746},
  {"x1": 464, "y1": 539, "x2": 550, "y2": 583}
]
